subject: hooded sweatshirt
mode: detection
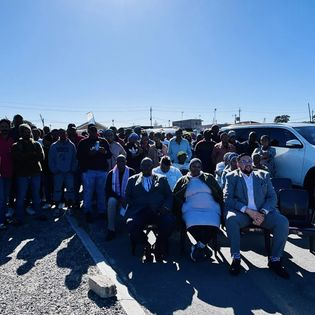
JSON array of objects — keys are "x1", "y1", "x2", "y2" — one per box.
[{"x1": 48, "y1": 139, "x2": 77, "y2": 174}]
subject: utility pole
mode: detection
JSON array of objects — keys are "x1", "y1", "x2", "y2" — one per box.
[
  {"x1": 168, "y1": 119, "x2": 171, "y2": 127},
  {"x1": 150, "y1": 107, "x2": 152, "y2": 127},
  {"x1": 39, "y1": 114, "x2": 44, "y2": 128},
  {"x1": 308, "y1": 103, "x2": 312, "y2": 122},
  {"x1": 181, "y1": 111, "x2": 184, "y2": 120},
  {"x1": 112, "y1": 119, "x2": 114, "y2": 126},
  {"x1": 213, "y1": 108, "x2": 217, "y2": 124},
  {"x1": 233, "y1": 114, "x2": 237, "y2": 124},
  {"x1": 238, "y1": 107, "x2": 241, "y2": 123}
]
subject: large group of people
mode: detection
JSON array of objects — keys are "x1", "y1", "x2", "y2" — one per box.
[{"x1": 0, "y1": 114, "x2": 290, "y2": 279}]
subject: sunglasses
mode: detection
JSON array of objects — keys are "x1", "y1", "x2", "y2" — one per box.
[{"x1": 239, "y1": 158, "x2": 252, "y2": 164}]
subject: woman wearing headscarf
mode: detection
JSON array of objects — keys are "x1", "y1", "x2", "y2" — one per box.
[{"x1": 173, "y1": 158, "x2": 223, "y2": 262}]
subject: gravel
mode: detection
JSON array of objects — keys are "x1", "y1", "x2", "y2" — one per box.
[{"x1": 0, "y1": 211, "x2": 126, "y2": 315}]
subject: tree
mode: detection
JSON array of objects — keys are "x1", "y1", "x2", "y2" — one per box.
[{"x1": 274, "y1": 115, "x2": 290, "y2": 123}]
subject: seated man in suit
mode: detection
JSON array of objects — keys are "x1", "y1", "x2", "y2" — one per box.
[
  {"x1": 125, "y1": 157, "x2": 175, "y2": 262},
  {"x1": 224, "y1": 153, "x2": 289, "y2": 278}
]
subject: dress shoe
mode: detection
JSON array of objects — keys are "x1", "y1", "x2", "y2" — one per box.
[
  {"x1": 268, "y1": 261, "x2": 290, "y2": 279},
  {"x1": 229, "y1": 259, "x2": 241, "y2": 276}
]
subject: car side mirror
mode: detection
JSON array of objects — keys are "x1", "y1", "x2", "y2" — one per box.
[{"x1": 286, "y1": 139, "x2": 303, "y2": 148}]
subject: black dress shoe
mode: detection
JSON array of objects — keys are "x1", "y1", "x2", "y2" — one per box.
[
  {"x1": 268, "y1": 261, "x2": 290, "y2": 279},
  {"x1": 229, "y1": 259, "x2": 241, "y2": 276},
  {"x1": 105, "y1": 230, "x2": 116, "y2": 241},
  {"x1": 142, "y1": 245, "x2": 154, "y2": 263}
]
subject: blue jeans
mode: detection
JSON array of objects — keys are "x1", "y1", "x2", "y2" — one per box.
[
  {"x1": 0, "y1": 178, "x2": 12, "y2": 224},
  {"x1": 42, "y1": 174, "x2": 53, "y2": 203},
  {"x1": 16, "y1": 175, "x2": 42, "y2": 221},
  {"x1": 82, "y1": 170, "x2": 107, "y2": 213},
  {"x1": 53, "y1": 173, "x2": 75, "y2": 202}
]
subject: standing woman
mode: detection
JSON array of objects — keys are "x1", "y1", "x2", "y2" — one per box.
[
  {"x1": 253, "y1": 135, "x2": 276, "y2": 177},
  {"x1": 173, "y1": 158, "x2": 223, "y2": 262}
]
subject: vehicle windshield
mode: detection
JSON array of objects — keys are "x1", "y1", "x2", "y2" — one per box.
[{"x1": 293, "y1": 126, "x2": 315, "y2": 145}]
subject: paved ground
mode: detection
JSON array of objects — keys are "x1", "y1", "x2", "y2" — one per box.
[
  {"x1": 75, "y1": 210, "x2": 315, "y2": 315},
  {"x1": 1, "y1": 208, "x2": 315, "y2": 315},
  {"x1": 0, "y1": 211, "x2": 126, "y2": 315}
]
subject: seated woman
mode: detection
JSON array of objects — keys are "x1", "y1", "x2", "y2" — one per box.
[{"x1": 173, "y1": 158, "x2": 223, "y2": 262}]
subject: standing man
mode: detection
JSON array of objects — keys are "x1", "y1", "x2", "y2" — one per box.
[
  {"x1": 224, "y1": 153, "x2": 289, "y2": 278},
  {"x1": 168, "y1": 129, "x2": 192, "y2": 164},
  {"x1": 11, "y1": 124, "x2": 46, "y2": 224},
  {"x1": 48, "y1": 129, "x2": 77, "y2": 214},
  {"x1": 77, "y1": 124, "x2": 112, "y2": 222},
  {"x1": 194, "y1": 129, "x2": 216, "y2": 174},
  {"x1": 0, "y1": 119, "x2": 14, "y2": 229},
  {"x1": 241, "y1": 131, "x2": 259, "y2": 155},
  {"x1": 212, "y1": 132, "x2": 236, "y2": 166}
]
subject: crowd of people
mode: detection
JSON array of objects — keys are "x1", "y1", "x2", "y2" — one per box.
[{"x1": 0, "y1": 114, "x2": 290, "y2": 279}]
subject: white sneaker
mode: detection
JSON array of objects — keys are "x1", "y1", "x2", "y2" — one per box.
[
  {"x1": 58, "y1": 202, "x2": 65, "y2": 210},
  {"x1": 26, "y1": 207, "x2": 36, "y2": 216},
  {"x1": 42, "y1": 203, "x2": 51, "y2": 210},
  {"x1": 6, "y1": 208, "x2": 14, "y2": 218}
]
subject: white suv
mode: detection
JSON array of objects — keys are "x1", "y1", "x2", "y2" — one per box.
[{"x1": 221, "y1": 123, "x2": 315, "y2": 190}]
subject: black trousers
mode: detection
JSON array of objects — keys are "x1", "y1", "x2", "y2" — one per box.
[{"x1": 187, "y1": 225, "x2": 219, "y2": 245}]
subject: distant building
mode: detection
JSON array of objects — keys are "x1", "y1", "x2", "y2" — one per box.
[{"x1": 172, "y1": 119, "x2": 202, "y2": 130}]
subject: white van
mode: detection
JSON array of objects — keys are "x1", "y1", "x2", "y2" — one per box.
[{"x1": 221, "y1": 123, "x2": 315, "y2": 190}]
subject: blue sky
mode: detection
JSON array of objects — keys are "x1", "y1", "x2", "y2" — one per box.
[{"x1": 0, "y1": 0, "x2": 314, "y2": 129}]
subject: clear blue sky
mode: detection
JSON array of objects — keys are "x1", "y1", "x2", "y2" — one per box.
[{"x1": 0, "y1": 0, "x2": 314, "y2": 129}]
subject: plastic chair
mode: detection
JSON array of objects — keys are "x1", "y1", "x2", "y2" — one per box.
[{"x1": 278, "y1": 188, "x2": 315, "y2": 253}]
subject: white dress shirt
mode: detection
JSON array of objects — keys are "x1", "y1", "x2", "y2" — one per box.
[{"x1": 240, "y1": 172, "x2": 258, "y2": 213}]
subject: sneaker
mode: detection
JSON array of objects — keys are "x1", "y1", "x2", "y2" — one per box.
[
  {"x1": 229, "y1": 259, "x2": 241, "y2": 276},
  {"x1": 58, "y1": 202, "x2": 65, "y2": 210},
  {"x1": 190, "y1": 244, "x2": 206, "y2": 262},
  {"x1": 6, "y1": 208, "x2": 14, "y2": 218},
  {"x1": 105, "y1": 230, "x2": 116, "y2": 241},
  {"x1": 42, "y1": 203, "x2": 51, "y2": 210},
  {"x1": 26, "y1": 207, "x2": 36, "y2": 216},
  {"x1": 268, "y1": 261, "x2": 290, "y2": 279}
]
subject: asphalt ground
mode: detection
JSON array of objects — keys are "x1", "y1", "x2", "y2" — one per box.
[
  {"x1": 1, "y1": 207, "x2": 315, "y2": 315},
  {"x1": 72, "y1": 209, "x2": 315, "y2": 315},
  {"x1": 0, "y1": 210, "x2": 126, "y2": 315}
]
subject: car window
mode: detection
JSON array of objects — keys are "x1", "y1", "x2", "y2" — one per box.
[
  {"x1": 233, "y1": 128, "x2": 270, "y2": 143},
  {"x1": 269, "y1": 128, "x2": 299, "y2": 147},
  {"x1": 293, "y1": 126, "x2": 315, "y2": 145}
]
